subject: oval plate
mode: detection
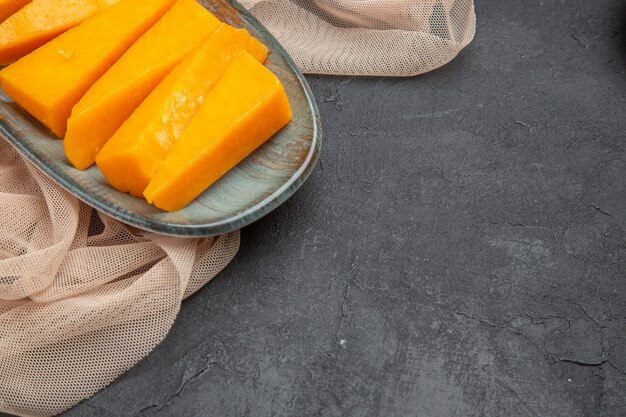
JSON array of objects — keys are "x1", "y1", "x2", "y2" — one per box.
[{"x1": 0, "y1": 0, "x2": 321, "y2": 237}]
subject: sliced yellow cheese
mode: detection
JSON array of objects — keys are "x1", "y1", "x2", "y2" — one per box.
[
  {"x1": 0, "y1": 0, "x2": 176, "y2": 137},
  {"x1": 64, "y1": 0, "x2": 220, "y2": 170},
  {"x1": 0, "y1": 0, "x2": 121, "y2": 66},
  {"x1": 144, "y1": 50, "x2": 291, "y2": 212},
  {"x1": 95, "y1": 23, "x2": 268, "y2": 197},
  {"x1": 0, "y1": 0, "x2": 31, "y2": 23}
]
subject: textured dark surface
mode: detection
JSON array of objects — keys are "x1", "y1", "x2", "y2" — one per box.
[{"x1": 6, "y1": 0, "x2": 626, "y2": 415}]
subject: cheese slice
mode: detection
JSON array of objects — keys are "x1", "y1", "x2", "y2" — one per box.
[
  {"x1": 64, "y1": 0, "x2": 220, "y2": 170},
  {"x1": 144, "y1": 50, "x2": 291, "y2": 212},
  {"x1": 0, "y1": 0, "x2": 31, "y2": 23},
  {"x1": 0, "y1": 0, "x2": 176, "y2": 137},
  {"x1": 0, "y1": 0, "x2": 121, "y2": 66},
  {"x1": 96, "y1": 23, "x2": 268, "y2": 197}
]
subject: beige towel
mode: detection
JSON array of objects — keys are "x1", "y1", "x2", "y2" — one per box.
[{"x1": 241, "y1": 0, "x2": 475, "y2": 76}]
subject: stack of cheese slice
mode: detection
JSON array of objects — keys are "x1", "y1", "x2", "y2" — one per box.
[{"x1": 0, "y1": 0, "x2": 292, "y2": 212}]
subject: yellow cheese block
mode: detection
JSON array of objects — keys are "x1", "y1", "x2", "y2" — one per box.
[
  {"x1": 0, "y1": 0, "x2": 121, "y2": 66},
  {"x1": 143, "y1": 50, "x2": 291, "y2": 212},
  {"x1": 64, "y1": 0, "x2": 220, "y2": 170},
  {"x1": 0, "y1": 0, "x2": 31, "y2": 23},
  {"x1": 0, "y1": 0, "x2": 176, "y2": 137},
  {"x1": 95, "y1": 23, "x2": 268, "y2": 197}
]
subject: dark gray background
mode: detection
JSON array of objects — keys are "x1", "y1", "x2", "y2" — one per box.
[{"x1": 6, "y1": 0, "x2": 626, "y2": 415}]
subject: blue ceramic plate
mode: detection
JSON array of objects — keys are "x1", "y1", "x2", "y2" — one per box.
[{"x1": 0, "y1": 0, "x2": 321, "y2": 237}]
